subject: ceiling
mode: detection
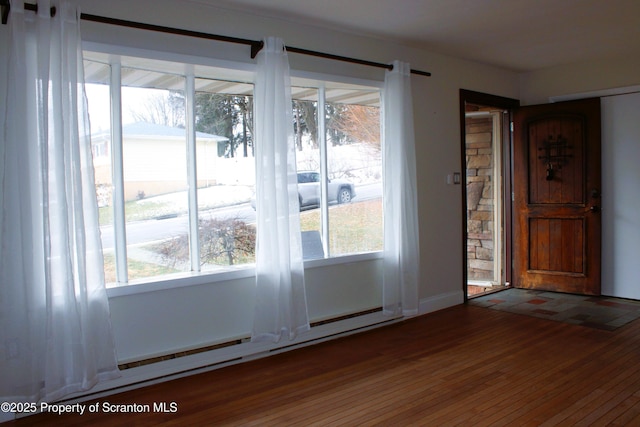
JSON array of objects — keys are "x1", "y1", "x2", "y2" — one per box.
[{"x1": 191, "y1": 0, "x2": 640, "y2": 72}]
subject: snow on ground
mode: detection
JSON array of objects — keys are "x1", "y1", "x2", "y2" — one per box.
[{"x1": 136, "y1": 185, "x2": 253, "y2": 215}]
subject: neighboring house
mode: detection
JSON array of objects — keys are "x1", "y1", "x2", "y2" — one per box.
[{"x1": 92, "y1": 122, "x2": 228, "y2": 201}]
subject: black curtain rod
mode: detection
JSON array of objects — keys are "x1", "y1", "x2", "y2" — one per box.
[
  {"x1": 79, "y1": 12, "x2": 267, "y2": 60},
  {"x1": 1, "y1": 0, "x2": 55, "y2": 23},
  {"x1": 1, "y1": 2, "x2": 431, "y2": 77}
]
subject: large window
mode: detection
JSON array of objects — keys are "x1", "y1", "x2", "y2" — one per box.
[{"x1": 84, "y1": 51, "x2": 382, "y2": 287}]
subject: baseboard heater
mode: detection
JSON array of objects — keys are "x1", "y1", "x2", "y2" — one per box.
[{"x1": 37, "y1": 308, "x2": 396, "y2": 414}]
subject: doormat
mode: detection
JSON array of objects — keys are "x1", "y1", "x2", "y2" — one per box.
[{"x1": 469, "y1": 288, "x2": 640, "y2": 331}]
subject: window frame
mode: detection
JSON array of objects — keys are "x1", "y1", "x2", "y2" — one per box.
[{"x1": 84, "y1": 42, "x2": 384, "y2": 295}]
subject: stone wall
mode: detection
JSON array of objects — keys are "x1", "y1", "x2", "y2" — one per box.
[{"x1": 466, "y1": 116, "x2": 494, "y2": 281}]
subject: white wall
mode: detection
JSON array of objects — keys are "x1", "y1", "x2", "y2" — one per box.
[
  {"x1": 519, "y1": 57, "x2": 640, "y2": 105},
  {"x1": 601, "y1": 92, "x2": 640, "y2": 299},
  {"x1": 520, "y1": 62, "x2": 640, "y2": 299},
  {"x1": 109, "y1": 258, "x2": 384, "y2": 362},
  {"x1": 76, "y1": 0, "x2": 519, "y2": 367}
]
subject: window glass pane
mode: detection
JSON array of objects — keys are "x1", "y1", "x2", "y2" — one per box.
[
  {"x1": 291, "y1": 83, "x2": 382, "y2": 260},
  {"x1": 121, "y1": 69, "x2": 188, "y2": 282},
  {"x1": 326, "y1": 90, "x2": 382, "y2": 255},
  {"x1": 85, "y1": 59, "x2": 114, "y2": 283},
  {"x1": 292, "y1": 89, "x2": 323, "y2": 260},
  {"x1": 194, "y1": 79, "x2": 256, "y2": 270}
]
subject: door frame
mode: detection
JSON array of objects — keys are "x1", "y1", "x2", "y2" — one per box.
[{"x1": 459, "y1": 90, "x2": 520, "y2": 301}]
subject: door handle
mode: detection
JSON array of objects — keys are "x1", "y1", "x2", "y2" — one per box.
[{"x1": 589, "y1": 206, "x2": 600, "y2": 213}]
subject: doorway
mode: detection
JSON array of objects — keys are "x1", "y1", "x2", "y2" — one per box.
[
  {"x1": 460, "y1": 90, "x2": 520, "y2": 300},
  {"x1": 465, "y1": 108, "x2": 505, "y2": 296}
]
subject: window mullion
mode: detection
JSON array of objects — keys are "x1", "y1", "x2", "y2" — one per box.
[
  {"x1": 110, "y1": 61, "x2": 128, "y2": 284},
  {"x1": 318, "y1": 85, "x2": 330, "y2": 258},
  {"x1": 186, "y1": 74, "x2": 200, "y2": 272}
]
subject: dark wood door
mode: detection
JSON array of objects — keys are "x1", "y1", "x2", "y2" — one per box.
[{"x1": 513, "y1": 98, "x2": 601, "y2": 295}]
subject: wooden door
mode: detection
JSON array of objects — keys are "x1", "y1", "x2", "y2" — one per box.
[{"x1": 512, "y1": 98, "x2": 601, "y2": 295}]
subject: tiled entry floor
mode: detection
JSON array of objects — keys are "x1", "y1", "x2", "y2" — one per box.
[{"x1": 469, "y1": 288, "x2": 640, "y2": 331}]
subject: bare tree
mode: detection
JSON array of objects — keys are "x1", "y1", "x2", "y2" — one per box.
[
  {"x1": 293, "y1": 100, "x2": 318, "y2": 149},
  {"x1": 129, "y1": 91, "x2": 185, "y2": 128},
  {"x1": 328, "y1": 104, "x2": 380, "y2": 150}
]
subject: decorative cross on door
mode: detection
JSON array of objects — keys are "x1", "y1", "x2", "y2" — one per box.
[{"x1": 538, "y1": 134, "x2": 572, "y2": 180}]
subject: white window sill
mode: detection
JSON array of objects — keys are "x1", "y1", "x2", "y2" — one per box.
[{"x1": 106, "y1": 251, "x2": 383, "y2": 298}]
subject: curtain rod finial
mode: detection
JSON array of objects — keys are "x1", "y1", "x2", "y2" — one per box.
[{"x1": 251, "y1": 40, "x2": 264, "y2": 59}]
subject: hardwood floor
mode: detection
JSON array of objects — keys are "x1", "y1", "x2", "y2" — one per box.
[{"x1": 9, "y1": 303, "x2": 640, "y2": 426}]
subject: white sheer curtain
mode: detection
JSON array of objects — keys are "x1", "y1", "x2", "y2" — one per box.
[
  {"x1": 252, "y1": 37, "x2": 310, "y2": 342},
  {"x1": 0, "y1": 0, "x2": 120, "y2": 403},
  {"x1": 383, "y1": 60, "x2": 420, "y2": 316}
]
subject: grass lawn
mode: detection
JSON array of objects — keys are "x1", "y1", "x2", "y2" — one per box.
[
  {"x1": 103, "y1": 252, "x2": 179, "y2": 284},
  {"x1": 300, "y1": 199, "x2": 383, "y2": 255}
]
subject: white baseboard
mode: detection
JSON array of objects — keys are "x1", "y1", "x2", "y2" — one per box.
[{"x1": 419, "y1": 290, "x2": 464, "y2": 315}]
